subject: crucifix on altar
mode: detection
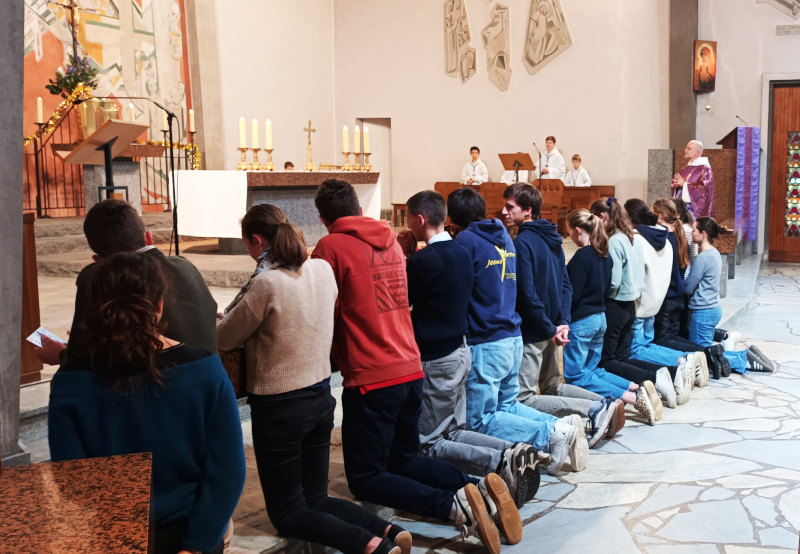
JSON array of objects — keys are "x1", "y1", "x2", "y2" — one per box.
[
  {"x1": 49, "y1": 0, "x2": 101, "y2": 59},
  {"x1": 304, "y1": 119, "x2": 316, "y2": 171}
]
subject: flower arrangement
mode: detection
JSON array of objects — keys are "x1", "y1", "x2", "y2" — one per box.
[{"x1": 45, "y1": 54, "x2": 98, "y2": 98}]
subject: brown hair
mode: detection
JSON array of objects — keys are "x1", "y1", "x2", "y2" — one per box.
[
  {"x1": 652, "y1": 198, "x2": 689, "y2": 269},
  {"x1": 85, "y1": 252, "x2": 166, "y2": 387},
  {"x1": 590, "y1": 197, "x2": 633, "y2": 244},
  {"x1": 571, "y1": 154, "x2": 581, "y2": 162},
  {"x1": 695, "y1": 216, "x2": 725, "y2": 243},
  {"x1": 567, "y1": 209, "x2": 608, "y2": 257},
  {"x1": 546, "y1": 135, "x2": 556, "y2": 143},
  {"x1": 83, "y1": 199, "x2": 146, "y2": 257},
  {"x1": 503, "y1": 183, "x2": 542, "y2": 219},
  {"x1": 241, "y1": 204, "x2": 308, "y2": 269}
]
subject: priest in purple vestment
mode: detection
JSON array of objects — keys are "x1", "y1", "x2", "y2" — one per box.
[{"x1": 671, "y1": 139, "x2": 716, "y2": 218}]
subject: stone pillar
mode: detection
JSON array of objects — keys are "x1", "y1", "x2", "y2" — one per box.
[
  {"x1": 0, "y1": 0, "x2": 29, "y2": 466},
  {"x1": 669, "y1": 0, "x2": 698, "y2": 148}
]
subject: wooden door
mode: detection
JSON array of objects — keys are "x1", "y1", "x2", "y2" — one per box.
[{"x1": 769, "y1": 83, "x2": 800, "y2": 262}]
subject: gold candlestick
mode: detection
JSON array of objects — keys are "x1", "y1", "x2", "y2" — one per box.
[
  {"x1": 236, "y1": 147, "x2": 249, "y2": 171},
  {"x1": 363, "y1": 153, "x2": 373, "y2": 171},
  {"x1": 342, "y1": 151, "x2": 351, "y2": 171},
  {"x1": 263, "y1": 148, "x2": 275, "y2": 171},
  {"x1": 249, "y1": 148, "x2": 261, "y2": 171},
  {"x1": 353, "y1": 153, "x2": 362, "y2": 172}
]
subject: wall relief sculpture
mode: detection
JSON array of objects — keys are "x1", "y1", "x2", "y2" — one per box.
[
  {"x1": 757, "y1": 0, "x2": 800, "y2": 19},
  {"x1": 522, "y1": 0, "x2": 572, "y2": 76},
  {"x1": 444, "y1": 0, "x2": 476, "y2": 83},
  {"x1": 482, "y1": 3, "x2": 511, "y2": 91}
]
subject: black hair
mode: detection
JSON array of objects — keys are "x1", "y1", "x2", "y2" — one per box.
[
  {"x1": 447, "y1": 187, "x2": 486, "y2": 228},
  {"x1": 406, "y1": 190, "x2": 446, "y2": 227},
  {"x1": 83, "y1": 199, "x2": 146, "y2": 257},
  {"x1": 695, "y1": 216, "x2": 724, "y2": 243},
  {"x1": 314, "y1": 179, "x2": 360, "y2": 224},
  {"x1": 624, "y1": 198, "x2": 659, "y2": 226},
  {"x1": 470, "y1": 146, "x2": 480, "y2": 153}
]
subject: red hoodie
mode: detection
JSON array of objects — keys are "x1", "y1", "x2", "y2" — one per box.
[{"x1": 312, "y1": 216, "x2": 422, "y2": 389}]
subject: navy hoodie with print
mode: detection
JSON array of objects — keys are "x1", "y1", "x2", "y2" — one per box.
[
  {"x1": 514, "y1": 219, "x2": 573, "y2": 344},
  {"x1": 454, "y1": 219, "x2": 521, "y2": 345}
]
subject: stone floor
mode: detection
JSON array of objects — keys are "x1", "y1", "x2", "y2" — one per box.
[{"x1": 20, "y1": 242, "x2": 800, "y2": 553}]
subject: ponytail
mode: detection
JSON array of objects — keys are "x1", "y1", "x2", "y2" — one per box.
[
  {"x1": 85, "y1": 252, "x2": 166, "y2": 388},
  {"x1": 624, "y1": 198, "x2": 659, "y2": 227},
  {"x1": 241, "y1": 204, "x2": 308, "y2": 269},
  {"x1": 590, "y1": 196, "x2": 634, "y2": 245},
  {"x1": 567, "y1": 209, "x2": 609, "y2": 257},
  {"x1": 695, "y1": 216, "x2": 724, "y2": 244},
  {"x1": 653, "y1": 198, "x2": 689, "y2": 269}
]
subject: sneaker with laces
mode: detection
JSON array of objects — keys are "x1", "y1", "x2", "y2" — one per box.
[
  {"x1": 546, "y1": 417, "x2": 576, "y2": 475},
  {"x1": 566, "y1": 414, "x2": 589, "y2": 471},
  {"x1": 587, "y1": 397, "x2": 615, "y2": 448},
  {"x1": 674, "y1": 357, "x2": 691, "y2": 405},
  {"x1": 634, "y1": 387, "x2": 656, "y2": 425},
  {"x1": 655, "y1": 367, "x2": 677, "y2": 408},
  {"x1": 477, "y1": 473, "x2": 523, "y2": 545},
  {"x1": 694, "y1": 350, "x2": 710, "y2": 387},
  {"x1": 642, "y1": 380, "x2": 663, "y2": 421},
  {"x1": 519, "y1": 444, "x2": 541, "y2": 501},
  {"x1": 606, "y1": 398, "x2": 626, "y2": 439},
  {"x1": 497, "y1": 444, "x2": 527, "y2": 508},
  {"x1": 452, "y1": 484, "x2": 501, "y2": 554}
]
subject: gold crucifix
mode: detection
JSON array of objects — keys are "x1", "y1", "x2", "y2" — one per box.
[
  {"x1": 49, "y1": 0, "x2": 101, "y2": 59},
  {"x1": 304, "y1": 119, "x2": 316, "y2": 171}
]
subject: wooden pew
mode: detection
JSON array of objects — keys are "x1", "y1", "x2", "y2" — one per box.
[
  {"x1": 533, "y1": 179, "x2": 569, "y2": 235},
  {"x1": 562, "y1": 185, "x2": 616, "y2": 211}
]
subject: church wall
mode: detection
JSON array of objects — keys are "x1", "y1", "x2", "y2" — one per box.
[
  {"x1": 212, "y1": 0, "x2": 337, "y2": 171},
  {"x1": 332, "y1": 0, "x2": 669, "y2": 205},
  {"x1": 695, "y1": 0, "x2": 800, "y2": 147}
]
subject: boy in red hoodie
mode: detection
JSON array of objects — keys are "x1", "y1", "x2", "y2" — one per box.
[{"x1": 312, "y1": 180, "x2": 521, "y2": 553}]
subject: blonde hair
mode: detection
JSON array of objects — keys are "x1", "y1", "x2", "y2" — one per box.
[
  {"x1": 652, "y1": 198, "x2": 689, "y2": 269},
  {"x1": 571, "y1": 154, "x2": 581, "y2": 162},
  {"x1": 567, "y1": 209, "x2": 608, "y2": 257}
]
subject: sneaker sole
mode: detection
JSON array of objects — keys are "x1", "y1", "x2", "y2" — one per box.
[
  {"x1": 464, "y1": 483, "x2": 502, "y2": 554},
  {"x1": 686, "y1": 354, "x2": 696, "y2": 393},
  {"x1": 637, "y1": 389, "x2": 656, "y2": 426},
  {"x1": 675, "y1": 363, "x2": 691, "y2": 405},
  {"x1": 508, "y1": 447, "x2": 528, "y2": 508},
  {"x1": 588, "y1": 402, "x2": 615, "y2": 448},
  {"x1": 656, "y1": 368, "x2": 677, "y2": 409},
  {"x1": 643, "y1": 380, "x2": 663, "y2": 421},
  {"x1": 484, "y1": 473, "x2": 523, "y2": 544},
  {"x1": 568, "y1": 415, "x2": 589, "y2": 472},
  {"x1": 393, "y1": 531, "x2": 413, "y2": 554},
  {"x1": 695, "y1": 352, "x2": 709, "y2": 387},
  {"x1": 606, "y1": 399, "x2": 626, "y2": 439},
  {"x1": 521, "y1": 446, "x2": 540, "y2": 502}
]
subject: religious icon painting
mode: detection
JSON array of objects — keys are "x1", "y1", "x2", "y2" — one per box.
[{"x1": 693, "y1": 40, "x2": 717, "y2": 92}]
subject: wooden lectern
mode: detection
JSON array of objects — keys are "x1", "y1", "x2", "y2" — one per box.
[
  {"x1": 533, "y1": 178, "x2": 568, "y2": 235},
  {"x1": 499, "y1": 152, "x2": 536, "y2": 183},
  {"x1": 63, "y1": 119, "x2": 149, "y2": 201}
]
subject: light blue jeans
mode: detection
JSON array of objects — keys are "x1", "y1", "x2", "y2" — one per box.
[
  {"x1": 689, "y1": 306, "x2": 722, "y2": 347},
  {"x1": 466, "y1": 336, "x2": 556, "y2": 451},
  {"x1": 564, "y1": 313, "x2": 631, "y2": 399},
  {"x1": 631, "y1": 317, "x2": 688, "y2": 367}
]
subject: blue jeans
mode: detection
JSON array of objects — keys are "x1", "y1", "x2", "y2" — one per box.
[
  {"x1": 466, "y1": 336, "x2": 556, "y2": 451},
  {"x1": 689, "y1": 306, "x2": 722, "y2": 347},
  {"x1": 564, "y1": 313, "x2": 631, "y2": 399},
  {"x1": 631, "y1": 317, "x2": 688, "y2": 367}
]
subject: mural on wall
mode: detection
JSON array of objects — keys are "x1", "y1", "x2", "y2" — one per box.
[
  {"x1": 757, "y1": 0, "x2": 800, "y2": 18},
  {"x1": 482, "y1": 3, "x2": 511, "y2": 91},
  {"x1": 693, "y1": 40, "x2": 717, "y2": 92},
  {"x1": 444, "y1": 0, "x2": 476, "y2": 83},
  {"x1": 522, "y1": 0, "x2": 572, "y2": 77}
]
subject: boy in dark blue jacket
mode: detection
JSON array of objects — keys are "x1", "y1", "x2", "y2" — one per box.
[{"x1": 447, "y1": 188, "x2": 588, "y2": 475}]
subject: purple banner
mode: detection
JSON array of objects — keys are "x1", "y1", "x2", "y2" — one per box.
[{"x1": 735, "y1": 126, "x2": 761, "y2": 242}]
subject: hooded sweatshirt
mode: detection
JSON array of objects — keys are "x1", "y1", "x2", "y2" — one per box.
[
  {"x1": 454, "y1": 219, "x2": 521, "y2": 345},
  {"x1": 633, "y1": 224, "x2": 673, "y2": 318},
  {"x1": 514, "y1": 219, "x2": 572, "y2": 343},
  {"x1": 311, "y1": 216, "x2": 422, "y2": 388}
]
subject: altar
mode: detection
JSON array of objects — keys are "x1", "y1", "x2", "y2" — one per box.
[{"x1": 176, "y1": 170, "x2": 381, "y2": 248}]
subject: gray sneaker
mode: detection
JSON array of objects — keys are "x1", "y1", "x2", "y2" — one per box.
[
  {"x1": 674, "y1": 357, "x2": 691, "y2": 405},
  {"x1": 566, "y1": 414, "x2": 589, "y2": 472},
  {"x1": 452, "y1": 484, "x2": 501, "y2": 554},
  {"x1": 546, "y1": 418, "x2": 576, "y2": 475},
  {"x1": 587, "y1": 398, "x2": 615, "y2": 448},
  {"x1": 655, "y1": 366, "x2": 677, "y2": 409}
]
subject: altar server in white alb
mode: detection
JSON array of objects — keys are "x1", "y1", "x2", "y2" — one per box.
[
  {"x1": 460, "y1": 146, "x2": 489, "y2": 185},
  {"x1": 563, "y1": 154, "x2": 592, "y2": 187},
  {"x1": 540, "y1": 136, "x2": 566, "y2": 180}
]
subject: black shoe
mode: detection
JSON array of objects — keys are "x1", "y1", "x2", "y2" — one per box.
[
  {"x1": 372, "y1": 538, "x2": 401, "y2": 554},
  {"x1": 748, "y1": 345, "x2": 775, "y2": 372},
  {"x1": 747, "y1": 349, "x2": 773, "y2": 372},
  {"x1": 705, "y1": 347, "x2": 722, "y2": 379},
  {"x1": 713, "y1": 328, "x2": 728, "y2": 342},
  {"x1": 719, "y1": 350, "x2": 731, "y2": 377}
]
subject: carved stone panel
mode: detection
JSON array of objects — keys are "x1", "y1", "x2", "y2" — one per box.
[
  {"x1": 444, "y1": 0, "x2": 476, "y2": 83},
  {"x1": 757, "y1": 0, "x2": 800, "y2": 19},
  {"x1": 482, "y1": 4, "x2": 512, "y2": 91},
  {"x1": 522, "y1": 0, "x2": 573, "y2": 76}
]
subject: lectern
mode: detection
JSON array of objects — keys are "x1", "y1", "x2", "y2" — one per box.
[{"x1": 499, "y1": 152, "x2": 536, "y2": 183}]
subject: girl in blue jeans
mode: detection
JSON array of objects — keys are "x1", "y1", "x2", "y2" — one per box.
[
  {"x1": 564, "y1": 210, "x2": 656, "y2": 424},
  {"x1": 686, "y1": 217, "x2": 723, "y2": 346}
]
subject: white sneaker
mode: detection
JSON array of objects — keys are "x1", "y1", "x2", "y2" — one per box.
[
  {"x1": 655, "y1": 367, "x2": 677, "y2": 408},
  {"x1": 694, "y1": 351, "x2": 709, "y2": 387},
  {"x1": 722, "y1": 331, "x2": 740, "y2": 351},
  {"x1": 546, "y1": 418, "x2": 576, "y2": 475},
  {"x1": 642, "y1": 380, "x2": 663, "y2": 421},
  {"x1": 566, "y1": 414, "x2": 589, "y2": 471},
  {"x1": 684, "y1": 353, "x2": 697, "y2": 393},
  {"x1": 452, "y1": 484, "x2": 501, "y2": 554},
  {"x1": 674, "y1": 357, "x2": 691, "y2": 405}
]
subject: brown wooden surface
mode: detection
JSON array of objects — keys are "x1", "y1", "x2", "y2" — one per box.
[
  {"x1": 563, "y1": 185, "x2": 616, "y2": 211},
  {"x1": 21, "y1": 212, "x2": 42, "y2": 384},
  {"x1": 673, "y1": 149, "x2": 737, "y2": 227},
  {"x1": 63, "y1": 120, "x2": 150, "y2": 165},
  {"x1": 247, "y1": 171, "x2": 380, "y2": 189},
  {"x1": 769, "y1": 85, "x2": 800, "y2": 262},
  {"x1": 717, "y1": 127, "x2": 739, "y2": 150}
]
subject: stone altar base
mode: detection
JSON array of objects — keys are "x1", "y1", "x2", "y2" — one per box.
[{"x1": 83, "y1": 160, "x2": 142, "y2": 214}]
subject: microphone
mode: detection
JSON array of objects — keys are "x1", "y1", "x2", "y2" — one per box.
[
  {"x1": 532, "y1": 141, "x2": 542, "y2": 154},
  {"x1": 735, "y1": 115, "x2": 749, "y2": 126}
]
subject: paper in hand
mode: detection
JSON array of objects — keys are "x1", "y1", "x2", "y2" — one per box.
[{"x1": 26, "y1": 326, "x2": 67, "y2": 348}]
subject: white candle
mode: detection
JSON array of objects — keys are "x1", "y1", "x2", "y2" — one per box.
[
  {"x1": 342, "y1": 125, "x2": 349, "y2": 153},
  {"x1": 128, "y1": 103, "x2": 136, "y2": 122},
  {"x1": 188, "y1": 108, "x2": 195, "y2": 133},
  {"x1": 239, "y1": 116, "x2": 246, "y2": 148},
  {"x1": 363, "y1": 126, "x2": 370, "y2": 154},
  {"x1": 353, "y1": 125, "x2": 361, "y2": 154},
  {"x1": 251, "y1": 118, "x2": 259, "y2": 149},
  {"x1": 161, "y1": 111, "x2": 169, "y2": 131},
  {"x1": 36, "y1": 97, "x2": 44, "y2": 124},
  {"x1": 265, "y1": 119, "x2": 273, "y2": 150}
]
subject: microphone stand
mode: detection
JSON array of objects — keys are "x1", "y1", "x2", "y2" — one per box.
[
  {"x1": 532, "y1": 142, "x2": 542, "y2": 181},
  {"x1": 91, "y1": 95, "x2": 182, "y2": 256}
]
